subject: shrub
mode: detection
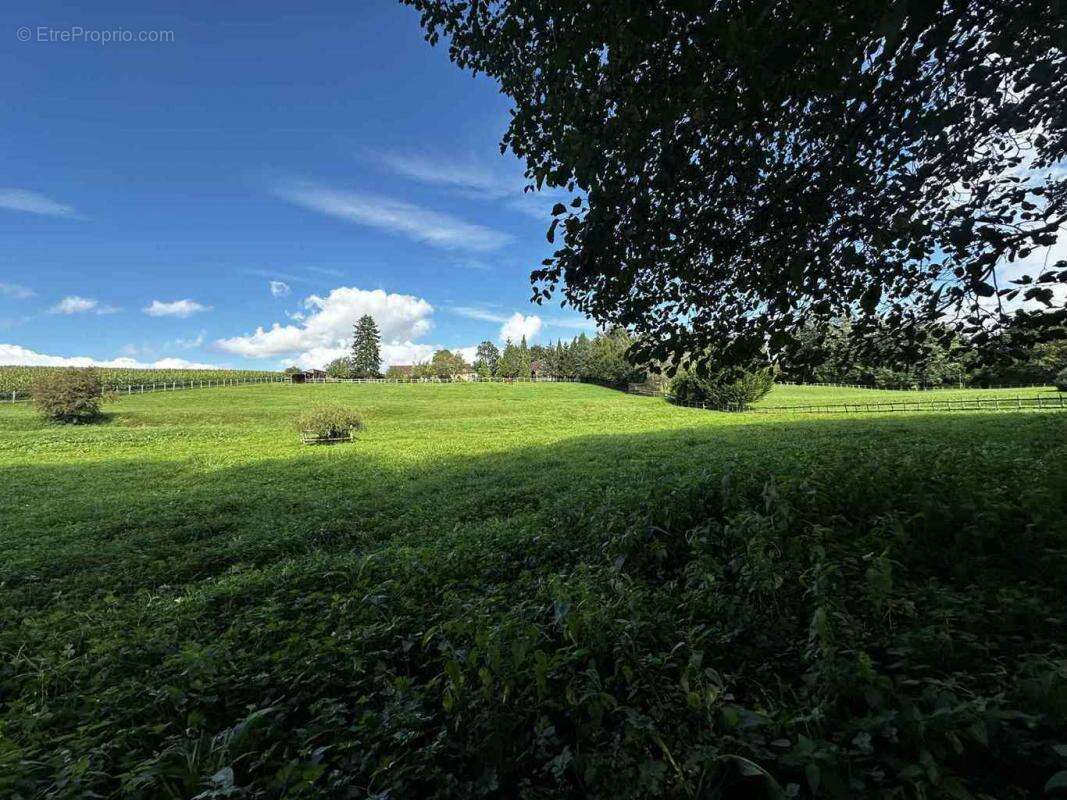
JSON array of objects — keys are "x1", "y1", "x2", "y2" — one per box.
[
  {"x1": 667, "y1": 365, "x2": 773, "y2": 409},
  {"x1": 668, "y1": 364, "x2": 775, "y2": 410},
  {"x1": 31, "y1": 368, "x2": 104, "y2": 423},
  {"x1": 296, "y1": 404, "x2": 364, "y2": 443},
  {"x1": 325, "y1": 357, "x2": 356, "y2": 379},
  {"x1": 1056, "y1": 367, "x2": 1067, "y2": 392}
]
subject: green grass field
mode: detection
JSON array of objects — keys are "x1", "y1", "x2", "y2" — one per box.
[{"x1": 1, "y1": 383, "x2": 1066, "y2": 798}]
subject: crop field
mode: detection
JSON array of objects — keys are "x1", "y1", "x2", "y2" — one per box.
[
  {"x1": 0, "y1": 366, "x2": 281, "y2": 394},
  {"x1": 1, "y1": 382, "x2": 1066, "y2": 798}
]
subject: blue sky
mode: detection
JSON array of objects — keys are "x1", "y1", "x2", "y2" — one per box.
[{"x1": 0, "y1": 0, "x2": 593, "y2": 369}]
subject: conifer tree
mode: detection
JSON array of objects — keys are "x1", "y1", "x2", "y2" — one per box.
[{"x1": 350, "y1": 315, "x2": 382, "y2": 378}]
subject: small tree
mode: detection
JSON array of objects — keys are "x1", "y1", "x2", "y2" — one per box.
[
  {"x1": 325, "y1": 357, "x2": 356, "y2": 379},
  {"x1": 497, "y1": 339, "x2": 531, "y2": 379},
  {"x1": 351, "y1": 315, "x2": 382, "y2": 378},
  {"x1": 431, "y1": 349, "x2": 469, "y2": 380},
  {"x1": 474, "y1": 340, "x2": 501, "y2": 376},
  {"x1": 32, "y1": 368, "x2": 104, "y2": 423}
]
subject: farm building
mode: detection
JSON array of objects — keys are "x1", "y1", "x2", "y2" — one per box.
[{"x1": 289, "y1": 368, "x2": 327, "y2": 383}]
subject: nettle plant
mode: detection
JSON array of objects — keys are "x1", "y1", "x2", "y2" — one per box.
[{"x1": 296, "y1": 404, "x2": 364, "y2": 443}]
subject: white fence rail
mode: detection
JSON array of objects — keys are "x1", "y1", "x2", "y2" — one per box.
[
  {"x1": 668, "y1": 394, "x2": 1067, "y2": 415},
  {"x1": 4, "y1": 375, "x2": 290, "y2": 404}
]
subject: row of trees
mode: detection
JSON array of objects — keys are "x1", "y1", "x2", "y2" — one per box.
[
  {"x1": 776, "y1": 319, "x2": 1067, "y2": 389},
  {"x1": 469, "y1": 328, "x2": 647, "y2": 385},
  {"x1": 296, "y1": 322, "x2": 649, "y2": 386}
]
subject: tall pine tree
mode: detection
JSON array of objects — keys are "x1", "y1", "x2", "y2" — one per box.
[{"x1": 350, "y1": 315, "x2": 382, "y2": 378}]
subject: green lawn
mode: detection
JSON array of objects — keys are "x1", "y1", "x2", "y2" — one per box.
[{"x1": 1, "y1": 383, "x2": 1065, "y2": 798}]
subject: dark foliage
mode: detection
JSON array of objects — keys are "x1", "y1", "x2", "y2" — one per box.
[
  {"x1": 407, "y1": 0, "x2": 1067, "y2": 367},
  {"x1": 668, "y1": 365, "x2": 776, "y2": 409},
  {"x1": 777, "y1": 318, "x2": 1067, "y2": 387},
  {"x1": 1057, "y1": 367, "x2": 1067, "y2": 391},
  {"x1": 31, "y1": 367, "x2": 104, "y2": 423}
]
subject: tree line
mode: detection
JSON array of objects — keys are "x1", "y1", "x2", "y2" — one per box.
[
  {"x1": 777, "y1": 318, "x2": 1067, "y2": 389},
  {"x1": 288, "y1": 315, "x2": 648, "y2": 386}
]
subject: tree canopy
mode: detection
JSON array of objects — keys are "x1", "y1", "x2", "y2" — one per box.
[
  {"x1": 350, "y1": 315, "x2": 382, "y2": 378},
  {"x1": 474, "y1": 340, "x2": 501, "y2": 376},
  {"x1": 407, "y1": 0, "x2": 1067, "y2": 368}
]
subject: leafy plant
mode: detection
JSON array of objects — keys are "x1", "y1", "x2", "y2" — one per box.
[
  {"x1": 296, "y1": 404, "x2": 364, "y2": 442},
  {"x1": 31, "y1": 367, "x2": 105, "y2": 423},
  {"x1": 668, "y1": 364, "x2": 775, "y2": 410}
]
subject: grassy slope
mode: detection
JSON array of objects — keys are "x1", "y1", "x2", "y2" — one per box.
[{"x1": 1, "y1": 383, "x2": 1065, "y2": 798}]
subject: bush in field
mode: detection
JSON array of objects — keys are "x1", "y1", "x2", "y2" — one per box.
[
  {"x1": 668, "y1": 364, "x2": 775, "y2": 410},
  {"x1": 296, "y1": 404, "x2": 364, "y2": 442},
  {"x1": 1056, "y1": 367, "x2": 1067, "y2": 392},
  {"x1": 31, "y1": 368, "x2": 105, "y2": 423},
  {"x1": 325, "y1": 357, "x2": 356, "y2": 379}
]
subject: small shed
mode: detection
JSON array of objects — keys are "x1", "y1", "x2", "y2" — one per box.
[{"x1": 291, "y1": 368, "x2": 327, "y2": 383}]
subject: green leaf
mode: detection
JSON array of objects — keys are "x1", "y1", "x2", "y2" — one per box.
[{"x1": 1046, "y1": 771, "x2": 1067, "y2": 792}]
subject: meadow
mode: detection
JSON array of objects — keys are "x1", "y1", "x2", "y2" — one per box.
[{"x1": 1, "y1": 382, "x2": 1065, "y2": 798}]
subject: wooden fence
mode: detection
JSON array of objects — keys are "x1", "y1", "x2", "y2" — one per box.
[
  {"x1": 668, "y1": 394, "x2": 1067, "y2": 415},
  {"x1": 4, "y1": 374, "x2": 291, "y2": 404}
]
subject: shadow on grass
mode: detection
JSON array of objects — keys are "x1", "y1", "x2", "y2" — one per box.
[
  {"x1": 2, "y1": 410, "x2": 1064, "y2": 602},
  {"x1": 1, "y1": 410, "x2": 1065, "y2": 798}
]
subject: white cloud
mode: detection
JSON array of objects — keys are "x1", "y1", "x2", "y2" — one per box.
[
  {"x1": 500, "y1": 313, "x2": 542, "y2": 343},
  {"x1": 275, "y1": 181, "x2": 512, "y2": 253},
  {"x1": 545, "y1": 316, "x2": 598, "y2": 331},
  {"x1": 50, "y1": 296, "x2": 119, "y2": 315},
  {"x1": 269, "y1": 280, "x2": 291, "y2": 298},
  {"x1": 376, "y1": 151, "x2": 520, "y2": 198},
  {"x1": 144, "y1": 299, "x2": 212, "y2": 318},
  {"x1": 217, "y1": 286, "x2": 435, "y2": 362},
  {"x1": 375, "y1": 151, "x2": 572, "y2": 220},
  {"x1": 288, "y1": 341, "x2": 479, "y2": 370},
  {"x1": 0, "y1": 282, "x2": 34, "y2": 300},
  {"x1": 0, "y1": 343, "x2": 219, "y2": 369},
  {"x1": 0, "y1": 189, "x2": 79, "y2": 218},
  {"x1": 172, "y1": 331, "x2": 206, "y2": 349},
  {"x1": 451, "y1": 306, "x2": 509, "y2": 323},
  {"x1": 995, "y1": 236, "x2": 1067, "y2": 311}
]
